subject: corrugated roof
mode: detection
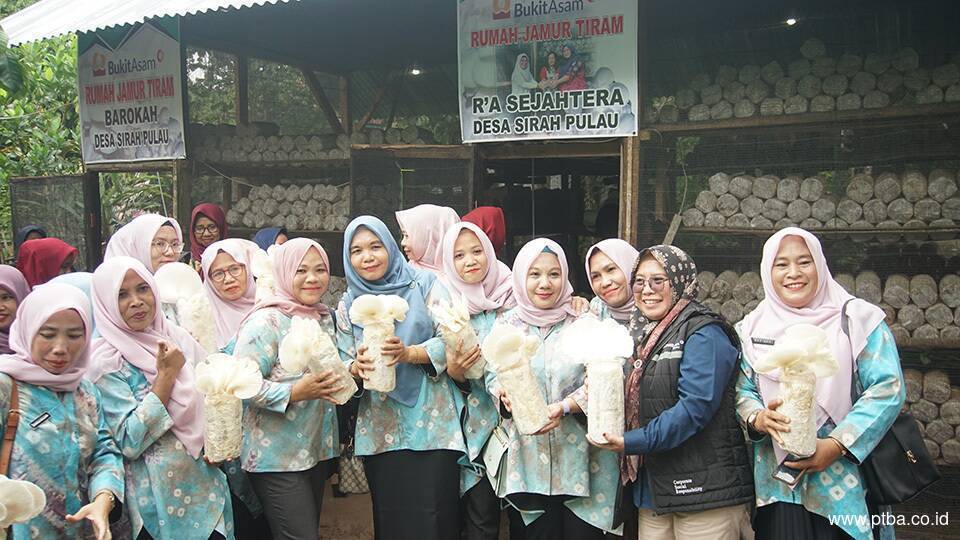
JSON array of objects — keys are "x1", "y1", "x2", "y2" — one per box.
[{"x1": 1, "y1": 0, "x2": 295, "y2": 46}]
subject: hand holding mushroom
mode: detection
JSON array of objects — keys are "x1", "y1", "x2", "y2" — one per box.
[{"x1": 279, "y1": 316, "x2": 357, "y2": 405}]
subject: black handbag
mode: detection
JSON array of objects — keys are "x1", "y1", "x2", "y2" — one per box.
[{"x1": 843, "y1": 300, "x2": 940, "y2": 505}]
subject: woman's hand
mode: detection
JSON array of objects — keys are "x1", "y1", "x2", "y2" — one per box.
[
  {"x1": 291, "y1": 370, "x2": 345, "y2": 404},
  {"x1": 350, "y1": 345, "x2": 375, "y2": 380},
  {"x1": 380, "y1": 337, "x2": 407, "y2": 365},
  {"x1": 447, "y1": 339, "x2": 482, "y2": 383},
  {"x1": 66, "y1": 491, "x2": 114, "y2": 540},
  {"x1": 494, "y1": 387, "x2": 513, "y2": 413},
  {"x1": 785, "y1": 438, "x2": 844, "y2": 472},
  {"x1": 752, "y1": 399, "x2": 790, "y2": 446},
  {"x1": 570, "y1": 296, "x2": 590, "y2": 314},
  {"x1": 156, "y1": 341, "x2": 185, "y2": 377},
  {"x1": 533, "y1": 402, "x2": 564, "y2": 435},
  {"x1": 589, "y1": 433, "x2": 625, "y2": 453}
]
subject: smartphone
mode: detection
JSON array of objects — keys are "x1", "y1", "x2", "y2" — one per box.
[{"x1": 772, "y1": 456, "x2": 806, "y2": 487}]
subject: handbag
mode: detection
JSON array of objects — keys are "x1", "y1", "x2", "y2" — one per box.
[
  {"x1": 337, "y1": 439, "x2": 369, "y2": 494},
  {"x1": 0, "y1": 381, "x2": 20, "y2": 476},
  {"x1": 481, "y1": 420, "x2": 510, "y2": 497},
  {"x1": 843, "y1": 300, "x2": 940, "y2": 505}
]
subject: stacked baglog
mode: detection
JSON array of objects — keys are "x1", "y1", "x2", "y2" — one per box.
[
  {"x1": 226, "y1": 182, "x2": 351, "y2": 231},
  {"x1": 904, "y1": 369, "x2": 960, "y2": 466},
  {"x1": 696, "y1": 270, "x2": 960, "y2": 343},
  {"x1": 189, "y1": 123, "x2": 441, "y2": 163},
  {"x1": 682, "y1": 169, "x2": 959, "y2": 240},
  {"x1": 649, "y1": 39, "x2": 960, "y2": 124}
]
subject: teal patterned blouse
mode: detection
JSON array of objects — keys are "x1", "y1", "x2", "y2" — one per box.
[
  {"x1": 735, "y1": 322, "x2": 905, "y2": 540},
  {"x1": 0, "y1": 376, "x2": 124, "y2": 539},
  {"x1": 95, "y1": 362, "x2": 233, "y2": 540},
  {"x1": 335, "y1": 282, "x2": 467, "y2": 457},
  {"x1": 487, "y1": 309, "x2": 622, "y2": 534},
  {"x1": 458, "y1": 309, "x2": 501, "y2": 495},
  {"x1": 232, "y1": 308, "x2": 340, "y2": 472}
]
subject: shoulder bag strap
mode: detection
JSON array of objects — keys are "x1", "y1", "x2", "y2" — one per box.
[{"x1": 0, "y1": 381, "x2": 20, "y2": 477}]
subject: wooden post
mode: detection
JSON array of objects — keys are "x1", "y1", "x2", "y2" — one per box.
[
  {"x1": 82, "y1": 171, "x2": 103, "y2": 268},
  {"x1": 172, "y1": 161, "x2": 193, "y2": 245},
  {"x1": 339, "y1": 75, "x2": 351, "y2": 135},
  {"x1": 301, "y1": 68, "x2": 345, "y2": 134},
  {"x1": 236, "y1": 55, "x2": 249, "y2": 126},
  {"x1": 619, "y1": 136, "x2": 641, "y2": 245}
]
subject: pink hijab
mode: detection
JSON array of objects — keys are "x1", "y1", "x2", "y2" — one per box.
[
  {"x1": 249, "y1": 237, "x2": 330, "y2": 321},
  {"x1": 585, "y1": 239, "x2": 640, "y2": 322},
  {"x1": 201, "y1": 239, "x2": 258, "y2": 348},
  {"x1": 440, "y1": 222, "x2": 515, "y2": 315},
  {"x1": 395, "y1": 204, "x2": 460, "y2": 273},
  {"x1": 105, "y1": 214, "x2": 183, "y2": 272},
  {"x1": 88, "y1": 256, "x2": 206, "y2": 459},
  {"x1": 511, "y1": 238, "x2": 577, "y2": 327},
  {"x1": 0, "y1": 265, "x2": 31, "y2": 354},
  {"x1": 740, "y1": 227, "x2": 886, "y2": 462},
  {"x1": 0, "y1": 283, "x2": 92, "y2": 392}
]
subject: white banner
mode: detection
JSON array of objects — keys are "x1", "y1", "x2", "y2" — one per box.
[
  {"x1": 458, "y1": 0, "x2": 638, "y2": 143},
  {"x1": 77, "y1": 21, "x2": 185, "y2": 164}
]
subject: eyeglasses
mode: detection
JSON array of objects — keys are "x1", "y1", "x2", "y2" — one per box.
[
  {"x1": 632, "y1": 276, "x2": 669, "y2": 293},
  {"x1": 150, "y1": 240, "x2": 183, "y2": 254},
  {"x1": 194, "y1": 224, "x2": 220, "y2": 235},
  {"x1": 209, "y1": 264, "x2": 244, "y2": 283}
]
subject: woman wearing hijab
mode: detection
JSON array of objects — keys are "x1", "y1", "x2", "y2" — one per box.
[
  {"x1": 511, "y1": 53, "x2": 539, "y2": 95},
  {"x1": 89, "y1": 256, "x2": 233, "y2": 540},
  {"x1": 200, "y1": 238, "x2": 270, "y2": 540},
  {"x1": 440, "y1": 221, "x2": 515, "y2": 540},
  {"x1": 556, "y1": 44, "x2": 587, "y2": 92},
  {"x1": 0, "y1": 265, "x2": 30, "y2": 354},
  {"x1": 233, "y1": 237, "x2": 344, "y2": 539},
  {"x1": 462, "y1": 206, "x2": 507, "y2": 258},
  {"x1": 105, "y1": 214, "x2": 184, "y2": 273},
  {"x1": 590, "y1": 245, "x2": 753, "y2": 539},
  {"x1": 190, "y1": 203, "x2": 228, "y2": 271},
  {"x1": 0, "y1": 283, "x2": 123, "y2": 539},
  {"x1": 490, "y1": 238, "x2": 618, "y2": 539},
  {"x1": 13, "y1": 224, "x2": 47, "y2": 257},
  {"x1": 49, "y1": 272, "x2": 99, "y2": 337},
  {"x1": 395, "y1": 204, "x2": 460, "y2": 274},
  {"x1": 251, "y1": 227, "x2": 288, "y2": 251},
  {"x1": 17, "y1": 237, "x2": 79, "y2": 288},
  {"x1": 737, "y1": 228, "x2": 904, "y2": 540},
  {"x1": 337, "y1": 216, "x2": 465, "y2": 539},
  {"x1": 585, "y1": 239, "x2": 639, "y2": 325}
]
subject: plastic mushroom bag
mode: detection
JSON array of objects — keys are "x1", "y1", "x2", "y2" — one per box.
[
  {"x1": 481, "y1": 323, "x2": 550, "y2": 435},
  {"x1": 753, "y1": 324, "x2": 839, "y2": 458},
  {"x1": 279, "y1": 316, "x2": 358, "y2": 405},
  {"x1": 154, "y1": 262, "x2": 217, "y2": 353},
  {"x1": 249, "y1": 245, "x2": 278, "y2": 302},
  {"x1": 560, "y1": 316, "x2": 634, "y2": 444},
  {"x1": 348, "y1": 295, "x2": 410, "y2": 393},
  {"x1": 0, "y1": 474, "x2": 46, "y2": 537},
  {"x1": 429, "y1": 297, "x2": 485, "y2": 379},
  {"x1": 195, "y1": 353, "x2": 264, "y2": 462}
]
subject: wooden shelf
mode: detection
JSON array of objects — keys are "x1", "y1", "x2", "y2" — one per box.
[
  {"x1": 640, "y1": 103, "x2": 960, "y2": 136},
  {"x1": 197, "y1": 159, "x2": 350, "y2": 178},
  {"x1": 897, "y1": 338, "x2": 960, "y2": 350},
  {"x1": 677, "y1": 226, "x2": 960, "y2": 237},
  {"x1": 229, "y1": 227, "x2": 344, "y2": 238}
]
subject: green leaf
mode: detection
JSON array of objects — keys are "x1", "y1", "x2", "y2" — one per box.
[{"x1": 0, "y1": 52, "x2": 24, "y2": 96}]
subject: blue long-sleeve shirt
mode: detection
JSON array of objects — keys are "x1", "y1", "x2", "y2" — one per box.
[{"x1": 623, "y1": 323, "x2": 739, "y2": 508}]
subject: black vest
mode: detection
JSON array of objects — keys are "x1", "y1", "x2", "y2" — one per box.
[{"x1": 638, "y1": 302, "x2": 755, "y2": 513}]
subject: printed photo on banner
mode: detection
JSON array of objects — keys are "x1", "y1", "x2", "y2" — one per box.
[{"x1": 458, "y1": 0, "x2": 638, "y2": 143}]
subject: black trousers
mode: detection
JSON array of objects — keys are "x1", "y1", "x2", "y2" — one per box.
[
  {"x1": 364, "y1": 449, "x2": 461, "y2": 540},
  {"x1": 754, "y1": 502, "x2": 854, "y2": 539},
  {"x1": 463, "y1": 476, "x2": 501, "y2": 540},
  {"x1": 247, "y1": 459, "x2": 332, "y2": 540},
  {"x1": 230, "y1": 492, "x2": 272, "y2": 540},
  {"x1": 508, "y1": 495, "x2": 605, "y2": 540}
]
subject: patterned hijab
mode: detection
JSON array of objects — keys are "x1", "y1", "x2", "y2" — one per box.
[{"x1": 622, "y1": 244, "x2": 699, "y2": 484}]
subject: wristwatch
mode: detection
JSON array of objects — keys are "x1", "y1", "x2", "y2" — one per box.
[{"x1": 747, "y1": 409, "x2": 761, "y2": 431}]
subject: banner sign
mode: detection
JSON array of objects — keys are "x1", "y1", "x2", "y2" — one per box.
[
  {"x1": 77, "y1": 19, "x2": 185, "y2": 164},
  {"x1": 458, "y1": 0, "x2": 638, "y2": 143}
]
